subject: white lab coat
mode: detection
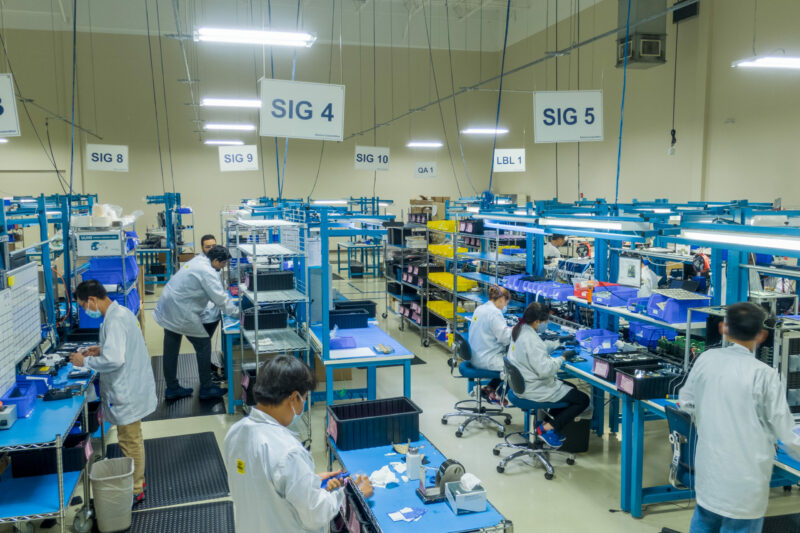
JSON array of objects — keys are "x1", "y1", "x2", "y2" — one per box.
[
  {"x1": 469, "y1": 301, "x2": 512, "y2": 372},
  {"x1": 223, "y1": 408, "x2": 344, "y2": 533},
  {"x1": 679, "y1": 343, "x2": 800, "y2": 519},
  {"x1": 85, "y1": 302, "x2": 157, "y2": 427},
  {"x1": 507, "y1": 324, "x2": 569, "y2": 402},
  {"x1": 153, "y1": 254, "x2": 239, "y2": 338},
  {"x1": 544, "y1": 242, "x2": 562, "y2": 263},
  {"x1": 637, "y1": 265, "x2": 661, "y2": 298},
  {"x1": 188, "y1": 256, "x2": 223, "y2": 324}
]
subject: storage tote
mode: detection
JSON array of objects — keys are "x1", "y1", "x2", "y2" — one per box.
[
  {"x1": 593, "y1": 285, "x2": 639, "y2": 307},
  {"x1": 327, "y1": 397, "x2": 423, "y2": 451},
  {"x1": 646, "y1": 290, "x2": 710, "y2": 324},
  {"x1": 575, "y1": 329, "x2": 619, "y2": 354}
]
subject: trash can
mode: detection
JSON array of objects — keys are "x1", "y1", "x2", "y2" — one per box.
[{"x1": 90, "y1": 457, "x2": 134, "y2": 533}]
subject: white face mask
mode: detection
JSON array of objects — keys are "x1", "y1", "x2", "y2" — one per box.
[
  {"x1": 85, "y1": 301, "x2": 102, "y2": 319},
  {"x1": 537, "y1": 321, "x2": 549, "y2": 334}
]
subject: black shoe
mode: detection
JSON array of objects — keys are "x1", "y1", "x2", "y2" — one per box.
[
  {"x1": 199, "y1": 385, "x2": 227, "y2": 400},
  {"x1": 212, "y1": 373, "x2": 226, "y2": 384},
  {"x1": 164, "y1": 386, "x2": 193, "y2": 400}
]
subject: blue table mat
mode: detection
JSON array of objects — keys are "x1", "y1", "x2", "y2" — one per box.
[
  {"x1": 311, "y1": 323, "x2": 414, "y2": 358},
  {"x1": 334, "y1": 435, "x2": 505, "y2": 533}
]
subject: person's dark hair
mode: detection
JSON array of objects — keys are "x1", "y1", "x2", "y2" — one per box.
[
  {"x1": 512, "y1": 302, "x2": 551, "y2": 341},
  {"x1": 200, "y1": 234, "x2": 217, "y2": 247},
  {"x1": 725, "y1": 302, "x2": 767, "y2": 342},
  {"x1": 253, "y1": 355, "x2": 316, "y2": 406},
  {"x1": 206, "y1": 245, "x2": 231, "y2": 263},
  {"x1": 550, "y1": 234, "x2": 566, "y2": 243},
  {"x1": 488, "y1": 285, "x2": 511, "y2": 302},
  {"x1": 75, "y1": 279, "x2": 108, "y2": 302}
]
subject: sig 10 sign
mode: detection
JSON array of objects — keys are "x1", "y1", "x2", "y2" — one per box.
[
  {"x1": 354, "y1": 146, "x2": 390, "y2": 171},
  {"x1": 260, "y1": 79, "x2": 345, "y2": 141},
  {"x1": 86, "y1": 144, "x2": 129, "y2": 172},
  {"x1": 492, "y1": 149, "x2": 526, "y2": 173},
  {"x1": 533, "y1": 90, "x2": 603, "y2": 143},
  {"x1": 219, "y1": 145, "x2": 258, "y2": 172}
]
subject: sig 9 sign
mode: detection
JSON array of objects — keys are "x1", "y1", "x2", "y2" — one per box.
[
  {"x1": 260, "y1": 79, "x2": 345, "y2": 141},
  {"x1": 219, "y1": 145, "x2": 259, "y2": 172},
  {"x1": 533, "y1": 90, "x2": 604, "y2": 143},
  {"x1": 354, "y1": 146, "x2": 390, "y2": 171}
]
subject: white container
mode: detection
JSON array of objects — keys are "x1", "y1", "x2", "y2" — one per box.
[
  {"x1": 406, "y1": 448, "x2": 423, "y2": 481},
  {"x1": 445, "y1": 481, "x2": 487, "y2": 514},
  {"x1": 90, "y1": 458, "x2": 134, "y2": 533}
]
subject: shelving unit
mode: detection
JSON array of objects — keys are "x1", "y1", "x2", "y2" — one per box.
[{"x1": 384, "y1": 222, "x2": 428, "y2": 344}]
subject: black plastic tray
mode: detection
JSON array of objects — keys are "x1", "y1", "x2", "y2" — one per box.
[{"x1": 327, "y1": 397, "x2": 423, "y2": 451}]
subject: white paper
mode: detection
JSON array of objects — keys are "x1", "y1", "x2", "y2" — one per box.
[{"x1": 329, "y1": 347, "x2": 376, "y2": 359}]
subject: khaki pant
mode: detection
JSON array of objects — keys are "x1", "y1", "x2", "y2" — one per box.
[{"x1": 117, "y1": 420, "x2": 145, "y2": 493}]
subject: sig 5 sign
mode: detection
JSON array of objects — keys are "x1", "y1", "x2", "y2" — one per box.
[
  {"x1": 0, "y1": 73, "x2": 21, "y2": 137},
  {"x1": 260, "y1": 79, "x2": 345, "y2": 141},
  {"x1": 533, "y1": 90, "x2": 603, "y2": 143},
  {"x1": 414, "y1": 162, "x2": 437, "y2": 179},
  {"x1": 354, "y1": 146, "x2": 389, "y2": 171},
  {"x1": 86, "y1": 144, "x2": 129, "y2": 172},
  {"x1": 492, "y1": 149, "x2": 526, "y2": 173},
  {"x1": 219, "y1": 145, "x2": 258, "y2": 172}
]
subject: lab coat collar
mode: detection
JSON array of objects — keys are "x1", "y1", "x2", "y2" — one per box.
[
  {"x1": 247, "y1": 406, "x2": 282, "y2": 427},
  {"x1": 727, "y1": 342, "x2": 756, "y2": 358}
]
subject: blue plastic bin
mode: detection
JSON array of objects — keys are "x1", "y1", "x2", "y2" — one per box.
[
  {"x1": 646, "y1": 293, "x2": 710, "y2": 324},
  {"x1": 544, "y1": 282, "x2": 575, "y2": 301},
  {"x1": 627, "y1": 297, "x2": 650, "y2": 314},
  {"x1": 593, "y1": 285, "x2": 639, "y2": 307},
  {"x1": 575, "y1": 329, "x2": 620, "y2": 354},
  {"x1": 632, "y1": 324, "x2": 677, "y2": 349},
  {"x1": 502, "y1": 274, "x2": 526, "y2": 291},
  {"x1": 79, "y1": 288, "x2": 141, "y2": 329},
  {"x1": 84, "y1": 256, "x2": 139, "y2": 285},
  {"x1": 2, "y1": 382, "x2": 37, "y2": 418}
]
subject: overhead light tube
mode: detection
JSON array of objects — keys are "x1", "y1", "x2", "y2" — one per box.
[
  {"x1": 681, "y1": 230, "x2": 800, "y2": 252},
  {"x1": 201, "y1": 98, "x2": 261, "y2": 108},
  {"x1": 406, "y1": 141, "x2": 443, "y2": 148},
  {"x1": 203, "y1": 123, "x2": 256, "y2": 131},
  {"x1": 0, "y1": 139, "x2": 8, "y2": 144},
  {"x1": 540, "y1": 217, "x2": 624, "y2": 230},
  {"x1": 204, "y1": 139, "x2": 245, "y2": 146},
  {"x1": 312, "y1": 199, "x2": 348, "y2": 205},
  {"x1": 461, "y1": 127, "x2": 509, "y2": 135},
  {"x1": 732, "y1": 56, "x2": 800, "y2": 70},
  {"x1": 195, "y1": 27, "x2": 316, "y2": 47}
]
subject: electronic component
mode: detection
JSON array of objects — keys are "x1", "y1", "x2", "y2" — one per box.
[{"x1": 0, "y1": 404, "x2": 17, "y2": 430}]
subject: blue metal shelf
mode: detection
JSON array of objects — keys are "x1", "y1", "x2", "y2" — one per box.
[
  {"x1": 0, "y1": 470, "x2": 82, "y2": 521},
  {"x1": 459, "y1": 271, "x2": 501, "y2": 284}
]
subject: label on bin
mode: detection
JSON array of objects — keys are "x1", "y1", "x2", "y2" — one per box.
[
  {"x1": 618, "y1": 374, "x2": 634, "y2": 395},
  {"x1": 327, "y1": 413, "x2": 338, "y2": 443},
  {"x1": 85, "y1": 438, "x2": 94, "y2": 461},
  {"x1": 593, "y1": 360, "x2": 609, "y2": 378}
]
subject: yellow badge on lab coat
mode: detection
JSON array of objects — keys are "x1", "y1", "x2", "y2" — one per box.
[{"x1": 236, "y1": 459, "x2": 246, "y2": 474}]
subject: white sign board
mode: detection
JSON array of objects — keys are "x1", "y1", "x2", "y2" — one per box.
[
  {"x1": 86, "y1": 144, "x2": 129, "y2": 172},
  {"x1": 76, "y1": 231, "x2": 122, "y2": 257},
  {"x1": 0, "y1": 73, "x2": 21, "y2": 137},
  {"x1": 354, "y1": 146, "x2": 390, "y2": 171},
  {"x1": 533, "y1": 90, "x2": 603, "y2": 143},
  {"x1": 492, "y1": 149, "x2": 526, "y2": 173},
  {"x1": 414, "y1": 161, "x2": 438, "y2": 179},
  {"x1": 260, "y1": 79, "x2": 345, "y2": 141},
  {"x1": 219, "y1": 145, "x2": 259, "y2": 172}
]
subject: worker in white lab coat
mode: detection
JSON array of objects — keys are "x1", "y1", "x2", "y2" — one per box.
[
  {"x1": 224, "y1": 355, "x2": 373, "y2": 533},
  {"x1": 197, "y1": 235, "x2": 225, "y2": 379},
  {"x1": 543, "y1": 234, "x2": 567, "y2": 263},
  {"x1": 637, "y1": 259, "x2": 662, "y2": 298},
  {"x1": 507, "y1": 302, "x2": 590, "y2": 449},
  {"x1": 469, "y1": 286, "x2": 512, "y2": 403},
  {"x1": 679, "y1": 302, "x2": 800, "y2": 532},
  {"x1": 153, "y1": 245, "x2": 239, "y2": 400},
  {"x1": 70, "y1": 280, "x2": 157, "y2": 505}
]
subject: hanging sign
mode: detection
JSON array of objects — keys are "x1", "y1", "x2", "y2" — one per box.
[
  {"x1": 260, "y1": 79, "x2": 345, "y2": 141},
  {"x1": 533, "y1": 90, "x2": 604, "y2": 143},
  {"x1": 0, "y1": 74, "x2": 21, "y2": 137},
  {"x1": 219, "y1": 145, "x2": 259, "y2": 172},
  {"x1": 414, "y1": 162, "x2": 438, "y2": 179},
  {"x1": 492, "y1": 149, "x2": 526, "y2": 173},
  {"x1": 354, "y1": 146, "x2": 390, "y2": 171},
  {"x1": 86, "y1": 144, "x2": 129, "y2": 172}
]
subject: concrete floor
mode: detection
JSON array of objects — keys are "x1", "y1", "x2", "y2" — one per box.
[{"x1": 5, "y1": 275, "x2": 799, "y2": 532}]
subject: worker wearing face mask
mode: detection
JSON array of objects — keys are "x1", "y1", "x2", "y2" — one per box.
[
  {"x1": 469, "y1": 286, "x2": 513, "y2": 404},
  {"x1": 195, "y1": 235, "x2": 225, "y2": 381},
  {"x1": 679, "y1": 302, "x2": 800, "y2": 533},
  {"x1": 154, "y1": 245, "x2": 239, "y2": 400},
  {"x1": 638, "y1": 259, "x2": 662, "y2": 298},
  {"x1": 224, "y1": 355, "x2": 373, "y2": 533}
]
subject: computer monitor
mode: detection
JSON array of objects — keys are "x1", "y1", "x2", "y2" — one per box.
[{"x1": 618, "y1": 256, "x2": 642, "y2": 288}]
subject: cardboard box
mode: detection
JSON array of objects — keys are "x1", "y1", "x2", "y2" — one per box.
[
  {"x1": 409, "y1": 198, "x2": 446, "y2": 220},
  {"x1": 313, "y1": 354, "x2": 352, "y2": 382},
  {"x1": 178, "y1": 252, "x2": 196, "y2": 263}
]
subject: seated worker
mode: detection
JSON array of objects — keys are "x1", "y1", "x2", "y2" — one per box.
[
  {"x1": 679, "y1": 302, "x2": 800, "y2": 533},
  {"x1": 469, "y1": 286, "x2": 512, "y2": 404},
  {"x1": 224, "y1": 355, "x2": 373, "y2": 532},
  {"x1": 507, "y1": 302, "x2": 590, "y2": 448},
  {"x1": 544, "y1": 234, "x2": 566, "y2": 263},
  {"x1": 70, "y1": 280, "x2": 157, "y2": 506}
]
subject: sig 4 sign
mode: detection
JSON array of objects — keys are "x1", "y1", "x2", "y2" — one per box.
[
  {"x1": 86, "y1": 144, "x2": 129, "y2": 172},
  {"x1": 219, "y1": 145, "x2": 258, "y2": 172},
  {"x1": 0, "y1": 73, "x2": 21, "y2": 137},
  {"x1": 533, "y1": 90, "x2": 603, "y2": 143},
  {"x1": 354, "y1": 146, "x2": 390, "y2": 171},
  {"x1": 492, "y1": 149, "x2": 526, "y2": 173},
  {"x1": 414, "y1": 162, "x2": 437, "y2": 179},
  {"x1": 260, "y1": 79, "x2": 345, "y2": 141}
]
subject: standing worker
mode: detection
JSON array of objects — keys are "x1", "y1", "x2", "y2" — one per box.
[
  {"x1": 469, "y1": 286, "x2": 512, "y2": 404},
  {"x1": 544, "y1": 234, "x2": 567, "y2": 263},
  {"x1": 154, "y1": 244, "x2": 238, "y2": 400},
  {"x1": 224, "y1": 355, "x2": 373, "y2": 532},
  {"x1": 197, "y1": 235, "x2": 225, "y2": 380},
  {"x1": 70, "y1": 280, "x2": 157, "y2": 506},
  {"x1": 679, "y1": 302, "x2": 800, "y2": 533}
]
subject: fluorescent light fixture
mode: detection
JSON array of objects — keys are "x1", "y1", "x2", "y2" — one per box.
[
  {"x1": 312, "y1": 199, "x2": 348, "y2": 205},
  {"x1": 378, "y1": 202, "x2": 391, "y2": 207},
  {"x1": 461, "y1": 127, "x2": 509, "y2": 135},
  {"x1": 540, "y1": 217, "x2": 624, "y2": 230},
  {"x1": 406, "y1": 141, "x2": 443, "y2": 148},
  {"x1": 204, "y1": 139, "x2": 244, "y2": 146},
  {"x1": 201, "y1": 97, "x2": 261, "y2": 108},
  {"x1": 732, "y1": 56, "x2": 800, "y2": 70},
  {"x1": 496, "y1": 198, "x2": 513, "y2": 205},
  {"x1": 485, "y1": 221, "x2": 546, "y2": 235},
  {"x1": 636, "y1": 208, "x2": 672, "y2": 214},
  {"x1": 204, "y1": 123, "x2": 256, "y2": 131},
  {"x1": 195, "y1": 27, "x2": 316, "y2": 47},
  {"x1": 682, "y1": 230, "x2": 800, "y2": 252},
  {"x1": 474, "y1": 213, "x2": 539, "y2": 225},
  {"x1": 466, "y1": 206, "x2": 480, "y2": 213},
  {"x1": 514, "y1": 209, "x2": 529, "y2": 215},
  {"x1": 0, "y1": 139, "x2": 8, "y2": 144}
]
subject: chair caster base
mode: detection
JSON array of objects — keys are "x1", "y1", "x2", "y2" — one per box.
[
  {"x1": 497, "y1": 466, "x2": 505, "y2": 474},
  {"x1": 492, "y1": 448, "x2": 500, "y2": 456},
  {"x1": 544, "y1": 472, "x2": 554, "y2": 480},
  {"x1": 455, "y1": 431, "x2": 463, "y2": 438},
  {"x1": 566, "y1": 458, "x2": 576, "y2": 466}
]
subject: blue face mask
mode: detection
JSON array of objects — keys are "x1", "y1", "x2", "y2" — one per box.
[
  {"x1": 501, "y1": 306, "x2": 508, "y2": 314},
  {"x1": 85, "y1": 302, "x2": 102, "y2": 319},
  {"x1": 537, "y1": 322, "x2": 549, "y2": 334}
]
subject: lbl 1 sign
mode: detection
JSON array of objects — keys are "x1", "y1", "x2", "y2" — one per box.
[
  {"x1": 492, "y1": 149, "x2": 525, "y2": 173},
  {"x1": 86, "y1": 144, "x2": 129, "y2": 172},
  {"x1": 354, "y1": 146, "x2": 390, "y2": 171},
  {"x1": 414, "y1": 162, "x2": 437, "y2": 179},
  {"x1": 219, "y1": 145, "x2": 258, "y2": 172},
  {"x1": 533, "y1": 90, "x2": 603, "y2": 143}
]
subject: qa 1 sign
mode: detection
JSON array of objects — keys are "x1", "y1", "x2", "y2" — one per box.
[
  {"x1": 260, "y1": 79, "x2": 345, "y2": 141},
  {"x1": 86, "y1": 144, "x2": 129, "y2": 172},
  {"x1": 0, "y1": 73, "x2": 21, "y2": 137},
  {"x1": 219, "y1": 145, "x2": 259, "y2": 172},
  {"x1": 354, "y1": 146, "x2": 389, "y2": 171},
  {"x1": 533, "y1": 90, "x2": 603, "y2": 143},
  {"x1": 414, "y1": 162, "x2": 437, "y2": 179},
  {"x1": 492, "y1": 149, "x2": 526, "y2": 173}
]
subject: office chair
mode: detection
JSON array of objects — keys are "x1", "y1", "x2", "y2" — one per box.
[
  {"x1": 441, "y1": 333, "x2": 511, "y2": 438},
  {"x1": 493, "y1": 357, "x2": 575, "y2": 480}
]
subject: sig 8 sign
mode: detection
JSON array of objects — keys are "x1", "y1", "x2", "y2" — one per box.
[
  {"x1": 354, "y1": 146, "x2": 390, "y2": 171},
  {"x1": 219, "y1": 145, "x2": 258, "y2": 172},
  {"x1": 533, "y1": 90, "x2": 603, "y2": 143},
  {"x1": 260, "y1": 79, "x2": 345, "y2": 141},
  {"x1": 86, "y1": 144, "x2": 129, "y2": 172}
]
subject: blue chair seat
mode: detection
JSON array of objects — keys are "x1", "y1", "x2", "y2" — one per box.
[
  {"x1": 459, "y1": 361, "x2": 501, "y2": 380},
  {"x1": 507, "y1": 389, "x2": 568, "y2": 412}
]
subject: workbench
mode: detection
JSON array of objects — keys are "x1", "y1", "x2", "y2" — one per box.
[
  {"x1": 327, "y1": 434, "x2": 512, "y2": 533},
  {"x1": 221, "y1": 314, "x2": 244, "y2": 415},
  {"x1": 337, "y1": 241, "x2": 383, "y2": 278}
]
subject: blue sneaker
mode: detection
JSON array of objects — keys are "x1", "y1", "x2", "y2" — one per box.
[
  {"x1": 164, "y1": 386, "x2": 193, "y2": 401},
  {"x1": 199, "y1": 385, "x2": 227, "y2": 400},
  {"x1": 538, "y1": 429, "x2": 565, "y2": 448}
]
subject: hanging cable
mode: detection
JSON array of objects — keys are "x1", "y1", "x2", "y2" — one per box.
[
  {"x1": 87, "y1": 0, "x2": 100, "y2": 134},
  {"x1": 614, "y1": 0, "x2": 632, "y2": 204},
  {"x1": 267, "y1": 0, "x2": 281, "y2": 198},
  {"x1": 144, "y1": 0, "x2": 167, "y2": 194},
  {"x1": 486, "y1": 0, "x2": 512, "y2": 194},
  {"x1": 278, "y1": 0, "x2": 302, "y2": 199},
  {"x1": 248, "y1": 0, "x2": 268, "y2": 198},
  {"x1": 752, "y1": 0, "x2": 759, "y2": 56},
  {"x1": 155, "y1": 0, "x2": 176, "y2": 194},
  {"x1": 309, "y1": 0, "x2": 337, "y2": 198},
  {"x1": 554, "y1": 0, "x2": 559, "y2": 199},
  {"x1": 670, "y1": 22, "x2": 679, "y2": 152},
  {"x1": 577, "y1": 0, "x2": 581, "y2": 199},
  {"x1": 68, "y1": 0, "x2": 77, "y2": 200},
  {"x1": 372, "y1": 0, "x2": 378, "y2": 196}
]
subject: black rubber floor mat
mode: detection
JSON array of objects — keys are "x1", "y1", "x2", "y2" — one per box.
[
  {"x1": 411, "y1": 356, "x2": 426, "y2": 365},
  {"x1": 145, "y1": 354, "x2": 226, "y2": 422},
  {"x1": 107, "y1": 432, "x2": 229, "y2": 510},
  {"x1": 764, "y1": 512, "x2": 800, "y2": 533},
  {"x1": 91, "y1": 501, "x2": 235, "y2": 533}
]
